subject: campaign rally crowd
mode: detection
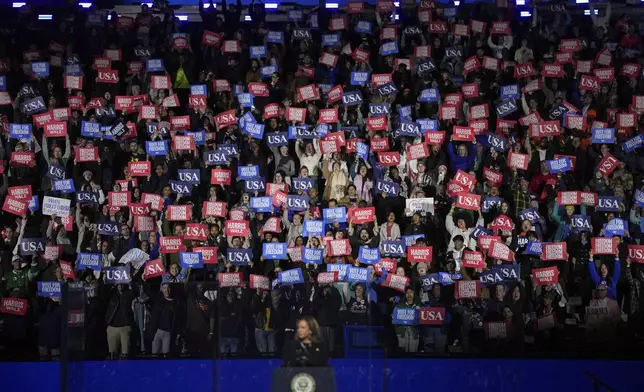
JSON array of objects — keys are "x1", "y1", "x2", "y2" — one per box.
[{"x1": 2, "y1": 0, "x2": 644, "y2": 361}]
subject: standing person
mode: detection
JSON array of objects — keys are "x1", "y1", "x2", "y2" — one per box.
[
  {"x1": 282, "y1": 316, "x2": 329, "y2": 367},
  {"x1": 394, "y1": 287, "x2": 421, "y2": 353},
  {"x1": 149, "y1": 284, "x2": 185, "y2": 357},
  {"x1": 251, "y1": 288, "x2": 277, "y2": 355},
  {"x1": 313, "y1": 284, "x2": 342, "y2": 354},
  {"x1": 184, "y1": 283, "x2": 216, "y2": 357},
  {"x1": 219, "y1": 290, "x2": 241, "y2": 356},
  {"x1": 104, "y1": 284, "x2": 135, "y2": 359}
]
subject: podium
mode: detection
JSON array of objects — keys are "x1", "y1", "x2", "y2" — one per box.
[{"x1": 272, "y1": 367, "x2": 337, "y2": 392}]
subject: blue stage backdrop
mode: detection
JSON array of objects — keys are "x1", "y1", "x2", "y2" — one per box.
[{"x1": 0, "y1": 359, "x2": 640, "y2": 392}]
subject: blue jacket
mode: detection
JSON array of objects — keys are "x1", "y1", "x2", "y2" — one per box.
[
  {"x1": 446, "y1": 142, "x2": 476, "y2": 174},
  {"x1": 588, "y1": 258, "x2": 621, "y2": 300}
]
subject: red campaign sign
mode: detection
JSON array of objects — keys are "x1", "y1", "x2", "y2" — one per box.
[
  {"x1": 324, "y1": 131, "x2": 346, "y2": 146},
  {"x1": 376, "y1": 0, "x2": 394, "y2": 12},
  {"x1": 345, "y1": 138, "x2": 362, "y2": 153},
  {"x1": 264, "y1": 103, "x2": 280, "y2": 119},
  {"x1": 160, "y1": 236, "x2": 186, "y2": 254},
  {"x1": 461, "y1": 83, "x2": 479, "y2": 98},
  {"x1": 194, "y1": 247, "x2": 218, "y2": 264},
  {"x1": 214, "y1": 109, "x2": 237, "y2": 129},
  {"x1": 439, "y1": 105, "x2": 459, "y2": 120},
  {"x1": 518, "y1": 111, "x2": 542, "y2": 126},
  {"x1": 490, "y1": 21, "x2": 510, "y2": 35},
  {"x1": 184, "y1": 223, "x2": 208, "y2": 241},
  {"x1": 530, "y1": 121, "x2": 562, "y2": 138},
  {"x1": 469, "y1": 104, "x2": 489, "y2": 120},
  {"x1": 348, "y1": 207, "x2": 375, "y2": 224},
  {"x1": 43, "y1": 121, "x2": 67, "y2": 137},
  {"x1": 542, "y1": 242, "x2": 568, "y2": 261},
  {"x1": 188, "y1": 95, "x2": 207, "y2": 109},
  {"x1": 133, "y1": 216, "x2": 155, "y2": 232},
  {"x1": 76, "y1": 147, "x2": 99, "y2": 162},
  {"x1": 463, "y1": 56, "x2": 481, "y2": 74},
  {"x1": 266, "y1": 183, "x2": 287, "y2": 196},
  {"x1": 129, "y1": 203, "x2": 151, "y2": 216},
  {"x1": 592, "y1": 237, "x2": 618, "y2": 255},
  {"x1": 127, "y1": 61, "x2": 144, "y2": 74},
  {"x1": 96, "y1": 69, "x2": 119, "y2": 84},
  {"x1": 461, "y1": 251, "x2": 486, "y2": 269},
  {"x1": 173, "y1": 37, "x2": 189, "y2": 50},
  {"x1": 143, "y1": 259, "x2": 165, "y2": 280},
  {"x1": 414, "y1": 46, "x2": 431, "y2": 58},
  {"x1": 319, "y1": 52, "x2": 339, "y2": 68},
  {"x1": 452, "y1": 126, "x2": 474, "y2": 142},
  {"x1": 470, "y1": 20, "x2": 486, "y2": 34},
  {"x1": 142, "y1": 193, "x2": 164, "y2": 211},
  {"x1": 104, "y1": 49, "x2": 122, "y2": 61},
  {"x1": 419, "y1": 308, "x2": 446, "y2": 325},
  {"x1": 286, "y1": 107, "x2": 306, "y2": 123},
  {"x1": 202, "y1": 201, "x2": 227, "y2": 218},
  {"x1": 378, "y1": 152, "x2": 401, "y2": 167},
  {"x1": 407, "y1": 246, "x2": 433, "y2": 263},
  {"x1": 371, "y1": 138, "x2": 390, "y2": 152},
  {"x1": 93, "y1": 58, "x2": 111, "y2": 69},
  {"x1": 490, "y1": 215, "x2": 513, "y2": 231},
  {"x1": 329, "y1": 17, "x2": 347, "y2": 31},
  {"x1": 367, "y1": 116, "x2": 387, "y2": 131},
  {"x1": 297, "y1": 84, "x2": 320, "y2": 102},
  {"x1": 248, "y1": 82, "x2": 269, "y2": 97},
  {"x1": 140, "y1": 105, "x2": 158, "y2": 120},
  {"x1": 455, "y1": 280, "x2": 481, "y2": 299},
  {"x1": 11, "y1": 152, "x2": 35, "y2": 167},
  {"x1": 167, "y1": 205, "x2": 192, "y2": 221},
  {"x1": 0, "y1": 298, "x2": 28, "y2": 316},
  {"x1": 633, "y1": 96, "x2": 644, "y2": 110},
  {"x1": 628, "y1": 245, "x2": 644, "y2": 264},
  {"x1": 297, "y1": 66, "x2": 315, "y2": 79},
  {"x1": 482, "y1": 56, "x2": 500, "y2": 71},
  {"x1": 115, "y1": 96, "x2": 134, "y2": 111},
  {"x1": 214, "y1": 79, "x2": 231, "y2": 92},
  {"x1": 532, "y1": 266, "x2": 559, "y2": 285},
  {"x1": 452, "y1": 24, "x2": 469, "y2": 37},
  {"x1": 557, "y1": 191, "x2": 581, "y2": 206},
  {"x1": 597, "y1": 153, "x2": 619, "y2": 177},
  {"x1": 318, "y1": 272, "x2": 339, "y2": 284},
  {"x1": 446, "y1": 180, "x2": 467, "y2": 197},
  {"x1": 249, "y1": 274, "x2": 270, "y2": 290},
  {"x1": 272, "y1": 190, "x2": 289, "y2": 208},
  {"x1": 262, "y1": 217, "x2": 282, "y2": 233},
  {"x1": 8, "y1": 185, "x2": 32, "y2": 200},
  {"x1": 381, "y1": 274, "x2": 409, "y2": 293},
  {"x1": 575, "y1": 59, "x2": 593, "y2": 74},
  {"x1": 428, "y1": 21, "x2": 448, "y2": 33},
  {"x1": 2, "y1": 196, "x2": 28, "y2": 216},
  {"x1": 64, "y1": 75, "x2": 83, "y2": 90},
  {"x1": 352, "y1": 48, "x2": 370, "y2": 63},
  {"x1": 202, "y1": 30, "x2": 222, "y2": 47},
  {"x1": 455, "y1": 193, "x2": 481, "y2": 211},
  {"x1": 117, "y1": 16, "x2": 135, "y2": 29},
  {"x1": 371, "y1": 73, "x2": 393, "y2": 87},
  {"x1": 378, "y1": 258, "x2": 398, "y2": 274},
  {"x1": 559, "y1": 38, "x2": 582, "y2": 53},
  {"x1": 210, "y1": 169, "x2": 232, "y2": 185},
  {"x1": 594, "y1": 67, "x2": 615, "y2": 82},
  {"x1": 595, "y1": 48, "x2": 612, "y2": 67},
  {"x1": 172, "y1": 135, "x2": 195, "y2": 151},
  {"x1": 617, "y1": 113, "x2": 636, "y2": 128},
  {"x1": 222, "y1": 40, "x2": 241, "y2": 53},
  {"x1": 541, "y1": 64, "x2": 564, "y2": 78},
  {"x1": 319, "y1": 108, "x2": 339, "y2": 123},
  {"x1": 52, "y1": 108, "x2": 71, "y2": 121},
  {"x1": 225, "y1": 220, "x2": 251, "y2": 237},
  {"x1": 287, "y1": 247, "x2": 303, "y2": 262},
  {"x1": 320, "y1": 139, "x2": 340, "y2": 154},
  {"x1": 68, "y1": 96, "x2": 84, "y2": 110},
  {"x1": 522, "y1": 79, "x2": 543, "y2": 94},
  {"x1": 219, "y1": 272, "x2": 243, "y2": 288},
  {"x1": 327, "y1": 239, "x2": 351, "y2": 257},
  {"x1": 514, "y1": 62, "x2": 536, "y2": 78},
  {"x1": 487, "y1": 240, "x2": 514, "y2": 261},
  {"x1": 454, "y1": 169, "x2": 476, "y2": 189},
  {"x1": 424, "y1": 131, "x2": 446, "y2": 146},
  {"x1": 348, "y1": 1, "x2": 364, "y2": 13},
  {"x1": 60, "y1": 261, "x2": 75, "y2": 280},
  {"x1": 327, "y1": 85, "x2": 344, "y2": 105},
  {"x1": 170, "y1": 116, "x2": 191, "y2": 130},
  {"x1": 447, "y1": 92, "x2": 464, "y2": 104},
  {"x1": 483, "y1": 167, "x2": 503, "y2": 185},
  {"x1": 108, "y1": 191, "x2": 131, "y2": 207},
  {"x1": 406, "y1": 143, "x2": 429, "y2": 161},
  {"x1": 621, "y1": 63, "x2": 641, "y2": 77},
  {"x1": 580, "y1": 191, "x2": 598, "y2": 207},
  {"x1": 579, "y1": 74, "x2": 600, "y2": 92},
  {"x1": 128, "y1": 161, "x2": 151, "y2": 177}
]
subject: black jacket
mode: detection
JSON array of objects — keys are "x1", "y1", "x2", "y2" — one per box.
[
  {"x1": 105, "y1": 287, "x2": 135, "y2": 327},
  {"x1": 282, "y1": 340, "x2": 329, "y2": 367}
]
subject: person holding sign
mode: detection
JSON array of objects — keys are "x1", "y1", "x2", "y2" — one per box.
[{"x1": 588, "y1": 251, "x2": 621, "y2": 301}]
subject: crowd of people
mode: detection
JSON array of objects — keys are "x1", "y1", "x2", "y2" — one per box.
[{"x1": 1, "y1": 0, "x2": 644, "y2": 361}]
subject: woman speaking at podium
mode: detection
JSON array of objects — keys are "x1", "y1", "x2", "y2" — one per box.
[{"x1": 282, "y1": 316, "x2": 329, "y2": 367}]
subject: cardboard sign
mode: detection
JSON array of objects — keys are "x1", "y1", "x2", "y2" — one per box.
[
  {"x1": 592, "y1": 237, "x2": 618, "y2": 255},
  {"x1": 455, "y1": 193, "x2": 481, "y2": 211},
  {"x1": 542, "y1": 242, "x2": 568, "y2": 261},
  {"x1": 532, "y1": 266, "x2": 559, "y2": 285}
]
